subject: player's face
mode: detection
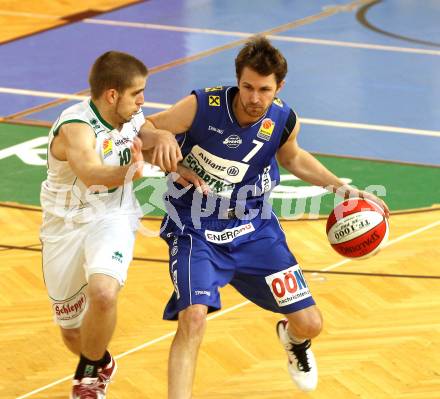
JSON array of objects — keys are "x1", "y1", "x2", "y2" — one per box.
[
  {"x1": 237, "y1": 67, "x2": 283, "y2": 120},
  {"x1": 115, "y1": 75, "x2": 147, "y2": 124}
]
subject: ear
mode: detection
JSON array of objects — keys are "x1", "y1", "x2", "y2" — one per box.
[
  {"x1": 104, "y1": 89, "x2": 118, "y2": 105},
  {"x1": 276, "y1": 80, "x2": 285, "y2": 94}
]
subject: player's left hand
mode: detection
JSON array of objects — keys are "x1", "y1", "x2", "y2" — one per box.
[{"x1": 171, "y1": 164, "x2": 210, "y2": 195}]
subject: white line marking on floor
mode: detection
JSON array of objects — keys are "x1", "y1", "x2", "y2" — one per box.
[
  {"x1": 1, "y1": 87, "x2": 439, "y2": 138},
  {"x1": 83, "y1": 18, "x2": 440, "y2": 57}
]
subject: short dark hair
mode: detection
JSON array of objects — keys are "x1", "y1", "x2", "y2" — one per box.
[
  {"x1": 89, "y1": 51, "x2": 148, "y2": 99},
  {"x1": 235, "y1": 36, "x2": 287, "y2": 86}
]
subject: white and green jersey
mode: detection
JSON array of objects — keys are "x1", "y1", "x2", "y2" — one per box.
[{"x1": 40, "y1": 99, "x2": 144, "y2": 223}]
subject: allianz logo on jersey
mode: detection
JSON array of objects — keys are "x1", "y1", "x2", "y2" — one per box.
[
  {"x1": 223, "y1": 134, "x2": 242, "y2": 148},
  {"x1": 205, "y1": 222, "x2": 255, "y2": 244},
  {"x1": 184, "y1": 145, "x2": 249, "y2": 184}
]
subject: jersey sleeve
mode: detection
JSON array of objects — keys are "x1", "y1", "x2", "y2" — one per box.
[{"x1": 278, "y1": 108, "x2": 297, "y2": 148}]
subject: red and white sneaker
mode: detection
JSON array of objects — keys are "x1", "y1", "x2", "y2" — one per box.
[
  {"x1": 71, "y1": 377, "x2": 105, "y2": 399},
  {"x1": 276, "y1": 319, "x2": 318, "y2": 392},
  {"x1": 97, "y1": 354, "x2": 118, "y2": 393}
]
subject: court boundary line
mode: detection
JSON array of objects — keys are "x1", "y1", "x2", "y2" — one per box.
[
  {"x1": 1, "y1": 87, "x2": 439, "y2": 138},
  {"x1": 14, "y1": 215, "x2": 440, "y2": 398},
  {"x1": 356, "y1": 0, "x2": 440, "y2": 49}
]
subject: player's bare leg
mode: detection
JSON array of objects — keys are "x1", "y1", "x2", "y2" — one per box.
[
  {"x1": 168, "y1": 304, "x2": 208, "y2": 399},
  {"x1": 80, "y1": 274, "x2": 120, "y2": 360},
  {"x1": 61, "y1": 327, "x2": 81, "y2": 355},
  {"x1": 285, "y1": 305, "x2": 322, "y2": 341},
  {"x1": 70, "y1": 274, "x2": 120, "y2": 398}
]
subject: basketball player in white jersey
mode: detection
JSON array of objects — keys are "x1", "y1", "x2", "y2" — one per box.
[{"x1": 40, "y1": 51, "x2": 181, "y2": 399}]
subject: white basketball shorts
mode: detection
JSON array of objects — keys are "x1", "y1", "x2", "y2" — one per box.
[{"x1": 40, "y1": 213, "x2": 139, "y2": 328}]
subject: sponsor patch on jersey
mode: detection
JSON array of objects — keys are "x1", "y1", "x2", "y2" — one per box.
[
  {"x1": 261, "y1": 165, "x2": 272, "y2": 193},
  {"x1": 205, "y1": 222, "x2": 255, "y2": 244},
  {"x1": 102, "y1": 138, "x2": 113, "y2": 158},
  {"x1": 223, "y1": 134, "x2": 242, "y2": 148},
  {"x1": 205, "y1": 86, "x2": 223, "y2": 92},
  {"x1": 273, "y1": 97, "x2": 283, "y2": 107},
  {"x1": 183, "y1": 145, "x2": 249, "y2": 186},
  {"x1": 209, "y1": 95, "x2": 220, "y2": 107},
  {"x1": 257, "y1": 118, "x2": 275, "y2": 141},
  {"x1": 53, "y1": 292, "x2": 86, "y2": 321},
  {"x1": 113, "y1": 137, "x2": 131, "y2": 146},
  {"x1": 265, "y1": 265, "x2": 311, "y2": 307}
]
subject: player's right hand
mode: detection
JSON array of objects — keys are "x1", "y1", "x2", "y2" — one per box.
[
  {"x1": 150, "y1": 131, "x2": 183, "y2": 173},
  {"x1": 128, "y1": 136, "x2": 145, "y2": 180}
]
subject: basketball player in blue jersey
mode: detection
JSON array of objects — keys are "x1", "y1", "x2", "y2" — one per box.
[{"x1": 141, "y1": 36, "x2": 389, "y2": 398}]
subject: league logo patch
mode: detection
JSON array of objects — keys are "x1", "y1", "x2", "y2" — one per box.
[
  {"x1": 265, "y1": 265, "x2": 311, "y2": 307},
  {"x1": 102, "y1": 138, "x2": 113, "y2": 158},
  {"x1": 257, "y1": 118, "x2": 275, "y2": 141}
]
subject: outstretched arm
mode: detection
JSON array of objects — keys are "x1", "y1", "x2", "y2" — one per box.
[{"x1": 276, "y1": 120, "x2": 389, "y2": 217}]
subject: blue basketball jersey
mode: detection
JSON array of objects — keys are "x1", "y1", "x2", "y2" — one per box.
[
  {"x1": 159, "y1": 86, "x2": 315, "y2": 320},
  {"x1": 167, "y1": 86, "x2": 296, "y2": 216}
]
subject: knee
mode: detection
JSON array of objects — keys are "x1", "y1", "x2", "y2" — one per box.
[
  {"x1": 177, "y1": 305, "x2": 208, "y2": 341},
  {"x1": 88, "y1": 285, "x2": 118, "y2": 312},
  {"x1": 288, "y1": 309, "x2": 323, "y2": 339},
  {"x1": 302, "y1": 314, "x2": 323, "y2": 338}
]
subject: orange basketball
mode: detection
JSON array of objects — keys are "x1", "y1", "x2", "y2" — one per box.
[{"x1": 326, "y1": 198, "x2": 389, "y2": 259}]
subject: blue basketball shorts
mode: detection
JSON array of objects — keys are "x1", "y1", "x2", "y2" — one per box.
[{"x1": 160, "y1": 212, "x2": 316, "y2": 320}]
